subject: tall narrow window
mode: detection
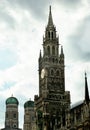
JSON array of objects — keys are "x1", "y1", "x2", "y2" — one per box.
[
  {"x1": 51, "y1": 69, "x2": 54, "y2": 76},
  {"x1": 51, "y1": 32, "x2": 53, "y2": 39},
  {"x1": 13, "y1": 113, "x2": 16, "y2": 118},
  {"x1": 48, "y1": 32, "x2": 50, "y2": 38},
  {"x1": 56, "y1": 70, "x2": 60, "y2": 76},
  {"x1": 52, "y1": 46, "x2": 55, "y2": 55},
  {"x1": 47, "y1": 46, "x2": 50, "y2": 55}
]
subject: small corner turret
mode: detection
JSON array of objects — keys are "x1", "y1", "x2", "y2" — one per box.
[{"x1": 60, "y1": 45, "x2": 64, "y2": 57}]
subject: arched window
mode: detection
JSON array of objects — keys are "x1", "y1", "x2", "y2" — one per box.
[
  {"x1": 48, "y1": 32, "x2": 50, "y2": 38},
  {"x1": 51, "y1": 32, "x2": 53, "y2": 39},
  {"x1": 13, "y1": 124, "x2": 17, "y2": 128},
  {"x1": 56, "y1": 70, "x2": 60, "y2": 76},
  {"x1": 56, "y1": 58, "x2": 58, "y2": 63},
  {"x1": 52, "y1": 46, "x2": 55, "y2": 55},
  {"x1": 52, "y1": 58, "x2": 55, "y2": 63},
  {"x1": 13, "y1": 113, "x2": 16, "y2": 118},
  {"x1": 47, "y1": 46, "x2": 50, "y2": 55},
  {"x1": 51, "y1": 69, "x2": 54, "y2": 76}
]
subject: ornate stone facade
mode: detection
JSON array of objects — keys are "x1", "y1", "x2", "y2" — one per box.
[
  {"x1": 34, "y1": 6, "x2": 90, "y2": 130},
  {"x1": 34, "y1": 6, "x2": 70, "y2": 130}
]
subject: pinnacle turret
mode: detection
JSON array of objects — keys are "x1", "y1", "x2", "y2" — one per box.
[
  {"x1": 61, "y1": 46, "x2": 64, "y2": 54},
  {"x1": 60, "y1": 46, "x2": 64, "y2": 59},
  {"x1": 85, "y1": 72, "x2": 89, "y2": 103}
]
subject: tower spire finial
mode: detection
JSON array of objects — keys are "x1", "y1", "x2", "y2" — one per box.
[
  {"x1": 85, "y1": 72, "x2": 89, "y2": 103},
  {"x1": 48, "y1": 5, "x2": 53, "y2": 26},
  {"x1": 50, "y1": 5, "x2": 51, "y2": 12}
]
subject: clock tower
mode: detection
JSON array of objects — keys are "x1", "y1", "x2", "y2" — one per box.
[{"x1": 35, "y1": 6, "x2": 70, "y2": 130}]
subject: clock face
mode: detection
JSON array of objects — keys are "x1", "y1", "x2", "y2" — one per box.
[{"x1": 41, "y1": 69, "x2": 45, "y2": 79}]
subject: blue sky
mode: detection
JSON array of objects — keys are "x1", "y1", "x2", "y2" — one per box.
[{"x1": 0, "y1": 0, "x2": 90, "y2": 129}]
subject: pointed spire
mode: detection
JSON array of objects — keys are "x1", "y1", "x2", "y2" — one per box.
[
  {"x1": 85, "y1": 72, "x2": 89, "y2": 103},
  {"x1": 61, "y1": 46, "x2": 63, "y2": 54},
  {"x1": 60, "y1": 46, "x2": 64, "y2": 58},
  {"x1": 48, "y1": 6, "x2": 54, "y2": 27}
]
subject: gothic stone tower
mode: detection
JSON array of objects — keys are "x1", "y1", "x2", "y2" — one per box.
[{"x1": 34, "y1": 6, "x2": 70, "y2": 130}]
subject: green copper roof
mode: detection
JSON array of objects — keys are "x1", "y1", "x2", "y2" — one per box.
[
  {"x1": 6, "y1": 96, "x2": 19, "y2": 105},
  {"x1": 24, "y1": 100, "x2": 34, "y2": 108}
]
